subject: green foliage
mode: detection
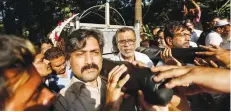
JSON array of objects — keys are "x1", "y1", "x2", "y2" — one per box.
[
  {"x1": 142, "y1": 24, "x2": 154, "y2": 40},
  {"x1": 0, "y1": 0, "x2": 230, "y2": 43}
]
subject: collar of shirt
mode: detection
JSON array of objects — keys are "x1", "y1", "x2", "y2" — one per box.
[
  {"x1": 68, "y1": 74, "x2": 102, "y2": 96},
  {"x1": 118, "y1": 51, "x2": 137, "y2": 61}
]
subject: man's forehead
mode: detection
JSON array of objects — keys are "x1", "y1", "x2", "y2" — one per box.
[
  {"x1": 117, "y1": 31, "x2": 136, "y2": 40},
  {"x1": 51, "y1": 56, "x2": 65, "y2": 63},
  {"x1": 174, "y1": 28, "x2": 190, "y2": 34},
  {"x1": 77, "y1": 37, "x2": 100, "y2": 51}
]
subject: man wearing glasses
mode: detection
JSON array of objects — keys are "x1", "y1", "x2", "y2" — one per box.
[{"x1": 111, "y1": 27, "x2": 154, "y2": 68}]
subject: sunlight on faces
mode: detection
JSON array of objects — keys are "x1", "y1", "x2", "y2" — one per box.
[
  {"x1": 50, "y1": 56, "x2": 66, "y2": 74},
  {"x1": 70, "y1": 37, "x2": 102, "y2": 82},
  {"x1": 117, "y1": 31, "x2": 136, "y2": 58},
  {"x1": 4, "y1": 66, "x2": 55, "y2": 111}
]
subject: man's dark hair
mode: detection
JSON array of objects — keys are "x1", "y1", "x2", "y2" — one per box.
[
  {"x1": 112, "y1": 27, "x2": 136, "y2": 52},
  {"x1": 44, "y1": 47, "x2": 65, "y2": 60},
  {"x1": 35, "y1": 38, "x2": 53, "y2": 53},
  {"x1": 65, "y1": 29, "x2": 104, "y2": 57},
  {"x1": 0, "y1": 35, "x2": 36, "y2": 109},
  {"x1": 164, "y1": 21, "x2": 189, "y2": 45},
  {"x1": 0, "y1": 35, "x2": 36, "y2": 70}
]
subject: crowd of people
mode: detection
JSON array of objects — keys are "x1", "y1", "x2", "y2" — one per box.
[{"x1": 0, "y1": 0, "x2": 230, "y2": 111}]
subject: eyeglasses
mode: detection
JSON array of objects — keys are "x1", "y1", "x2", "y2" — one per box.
[
  {"x1": 174, "y1": 33, "x2": 191, "y2": 37},
  {"x1": 118, "y1": 39, "x2": 136, "y2": 45}
]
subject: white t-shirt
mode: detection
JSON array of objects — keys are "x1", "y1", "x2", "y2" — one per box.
[
  {"x1": 110, "y1": 51, "x2": 154, "y2": 68},
  {"x1": 205, "y1": 31, "x2": 223, "y2": 46},
  {"x1": 191, "y1": 29, "x2": 202, "y2": 43}
]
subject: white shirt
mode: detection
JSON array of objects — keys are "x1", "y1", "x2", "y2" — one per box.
[
  {"x1": 191, "y1": 29, "x2": 202, "y2": 43},
  {"x1": 156, "y1": 60, "x2": 195, "y2": 66},
  {"x1": 220, "y1": 39, "x2": 230, "y2": 50},
  {"x1": 110, "y1": 51, "x2": 154, "y2": 68},
  {"x1": 190, "y1": 41, "x2": 198, "y2": 47},
  {"x1": 205, "y1": 31, "x2": 223, "y2": 46}
]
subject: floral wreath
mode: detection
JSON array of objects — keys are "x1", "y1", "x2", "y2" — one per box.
[{"x1": 48, "y1": 13, "x2": 79, "y2": 46}]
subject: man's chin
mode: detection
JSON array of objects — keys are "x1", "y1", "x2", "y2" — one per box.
[{"x1": 81, "y1": 71, "x2": 99, "y2": 82}]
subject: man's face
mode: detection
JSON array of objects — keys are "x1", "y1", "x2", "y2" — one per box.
[
  {"x1": 4, "y1": 66, "x2": 55, "y2": 111},
  {"x1": 169, "y1": 29, "x2": 191, "y2": 48},
  {"x1": 70, "y1": 37, "x2": 102, "y2": 82},
  {"x1": 141, "y1": 40, "x2": 150, "y2": 48},
  {"x1": 211, "y1": 18, "x2": 220, "y2": 28},
  {"x1": 117, "y1": 31, "x2": 136, "y2": 58},
  {"x1": 222, "y1": 25, "x2": 230, "y2": 39},
  {"x1": 41, "y1": 43, "x2": 52, "y2": 54},
  {"x1": 33, "y1": 54, "x2": 52, "y2": 77},
  {"x1": 50, "y1": 56, "x2": 66, "y2": 75},
  {"x1": 157, "y1": 32, "x2": 167, "y2": 48}
]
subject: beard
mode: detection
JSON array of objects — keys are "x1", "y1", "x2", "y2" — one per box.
[
  {"x1": 173, "y1": 41, "x2": 189, "y2": 48},
  {"x1": 78, "y1": 69, "x2": 99, "y2": 82}
]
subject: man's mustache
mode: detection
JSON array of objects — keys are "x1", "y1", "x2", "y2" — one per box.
[{"x1": 81, "y1": 63, "x2": 99, "y2": 73}]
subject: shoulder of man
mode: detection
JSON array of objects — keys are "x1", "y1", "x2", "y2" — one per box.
[{"x1": 108, "y1": 53, "x2": 120, "y2": 61}]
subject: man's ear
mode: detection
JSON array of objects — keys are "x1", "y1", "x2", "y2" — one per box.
[{"x1": 166, "y1": 37, "x2": 173, "y2": 47}]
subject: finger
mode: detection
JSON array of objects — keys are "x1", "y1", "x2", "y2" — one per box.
[
  {"x1": 108, "y1": 65, "x2": 119, "y2": 82},
  {"x1": 199, "y1": 45, "x2": 216, "y2": 51},
  {"x1": 201, "y1": 58, "x2": 209, "y2": 65},
  {"x1": 153, "y1": 67, "x2": 191, "y2": 82},
  {"x1": 169, "y1": 48, "x2": 173, "y2": 57},
  {"x1": 136, "y1": 61, "x2": 147, "y2": 68},
  {"x1": 165, "y1": 73, "x2": 194, "y2": 89},
  {"x1": 110, "y1": 65, "x2": 128, "y2": 87},
  {"x1": 209, "y1": 44, "x2": 220, "y2": 49},
  {"x1": 110, "y1": 64, "x2": 126, "y2": 80},
  {"x1": 166, "y1": 47, "x2": 170, "y2": 58},
  {"x1": 131, "y1": 61, "x2": 138, "y2": 66},
  {"x1": 194, "y1": 59, "x2": 201, "y2": 66},
  {"x1": 163, "y1": 48, "x2": 167, "y2": 58},
  {"x1": 195, "y1": 51, "x2": 215, "y2": 56},
  {"x1": 209, "y1": 60, "x2": 219, "y2": 68},
  {"x1": 117, "y1": 74, "x2": 130, "y2": 89},
  {"x1": 151, "y1": 65, "x2": 183, "y2": 73},
  {"x1": 160, "y1": 51, "x2": 163, "y2": 60},
  {"x1": 138, "y1": 90, "x2": 150, "y2": 110}
]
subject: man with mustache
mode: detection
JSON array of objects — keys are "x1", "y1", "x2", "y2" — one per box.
[
  {"x1": 111, "y1": 27, "x2": 154, "y2": 68},
  {"x1": 53, "y1": 29, "x2": 127, "y2": 111},
  {"x1": 156, "y1": 21, "x2": 192, "y2": 66}
]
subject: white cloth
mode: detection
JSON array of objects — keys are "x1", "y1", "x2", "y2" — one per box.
[
  {"x1": 220, "y1": 39, "x2": 230, "y2": 50},
  {"x1": 205, "y1": 31, "x2": 223, "y2": 46},
  {"x1": 156, "y1": 60, "x2": 195, "y2": 66},
  {"x1": 191, "y1": 29, "x2": 202, "y2": 43},
  {"x1": 53, "y1": 75, "x2": 106, "y2": 111},
  {"x1": 190, "y1": 41, "x2": 198, "y2": 47},
  {"x1": 110, "y1": 51, "x2": 154, "y2": 68}
]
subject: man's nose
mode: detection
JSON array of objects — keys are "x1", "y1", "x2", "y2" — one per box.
[
  {"x1": 185, "y1": 35, "x2": 190, "y2": 41},
  {"x1": 85, "y1": 52, "x2": 93, "y2": 64}
]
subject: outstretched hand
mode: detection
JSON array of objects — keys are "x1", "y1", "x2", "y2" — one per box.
[
  {"x1": 104, "y1": 64, "x2": 130, "y2": 110},
  {"x1": 161, "y1": 47, "x2": 182, "y2": 66},
  {"x1": 151, "y1": 65, "x2": 230, "y2": 93},
  {"x1": 196, "y1": 45, "x2": 230, "y2": 69}
]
